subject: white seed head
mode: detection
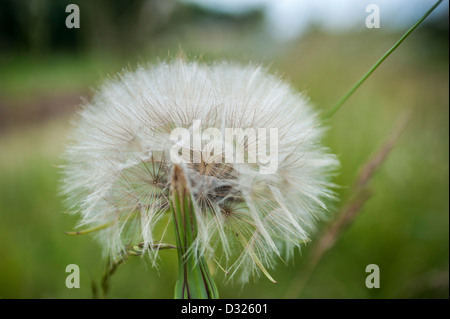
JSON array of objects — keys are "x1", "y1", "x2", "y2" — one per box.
[{"x1": 61, "y1": 58, "x2": 339, "y2": 283}]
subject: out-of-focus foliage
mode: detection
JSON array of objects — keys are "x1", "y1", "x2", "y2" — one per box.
[
  {"x1": 0, "y1": 0, "x2": 264, "y2": 54},
  {"x1": 0, "y1": 0, "x2": 448, "y2": 299}
]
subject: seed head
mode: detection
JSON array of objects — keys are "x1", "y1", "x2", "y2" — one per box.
[{"x1": 62, "y1": 59, "x2": 339, "y2": 283}]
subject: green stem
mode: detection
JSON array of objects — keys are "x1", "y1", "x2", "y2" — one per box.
[
  {"x1": 170, "y1": 165, "x2": 219, "y2": 299},
  {"x1": 323, "y1": 0, "x2": 443, "y2": 120}
]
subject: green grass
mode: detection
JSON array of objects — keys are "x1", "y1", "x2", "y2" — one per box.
[
  {"x1": 0, "y1": 31, "x2": 448, "y2": 298},
  {"x1": 0, "y1": 53, "x2": 122, "y2": 101}
]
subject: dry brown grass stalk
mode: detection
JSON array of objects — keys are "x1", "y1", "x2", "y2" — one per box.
[{"x1": 285, "y1": 112, "x2": 411, "y2": 298}]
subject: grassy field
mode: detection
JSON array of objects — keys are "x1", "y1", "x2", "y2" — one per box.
[{"x1": 0, "y1": 31, "x2": 448, "y2": 298}]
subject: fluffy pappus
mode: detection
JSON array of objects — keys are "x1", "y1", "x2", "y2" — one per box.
[{"x1": 61, "y1": 58, "x2": 339, "y2": 283}]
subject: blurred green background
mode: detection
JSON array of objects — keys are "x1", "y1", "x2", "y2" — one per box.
[{"x1": 0, "y1": 0, "x2": 448, "y2": 298}]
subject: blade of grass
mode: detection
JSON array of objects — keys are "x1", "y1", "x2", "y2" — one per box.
[
  {"x1": 323, "y1": 0, "x2": 443, "y2": 120},
  {"x1": 64, "y1": 221, "x2": 113, "y2": 235}
]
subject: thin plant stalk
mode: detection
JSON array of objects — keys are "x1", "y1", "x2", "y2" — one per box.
[
  {"x1": 170, "y1": 164, "x2": 219, "y2": 299},
  {"x1": 323, "y1": 0, "x2": 443, "y2": 120},
  {"x1": 90, "y1": 242, "x2": 177, "y2": 299},
  {"x1": 285, "y1": 113, "x2": 411, "y2": 298}
]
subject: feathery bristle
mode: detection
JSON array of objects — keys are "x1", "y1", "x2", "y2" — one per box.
[{"x1": 61, "y1": 58, "x2": 339, "y2": 283}]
